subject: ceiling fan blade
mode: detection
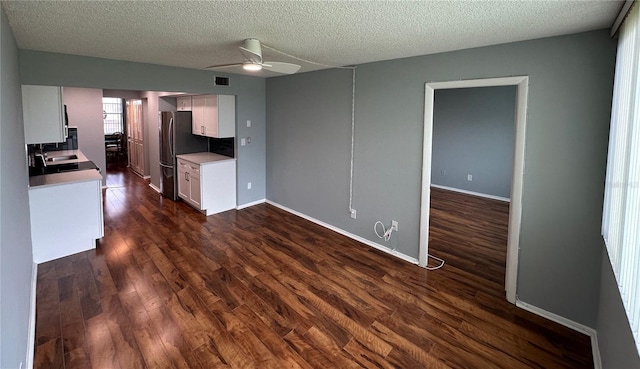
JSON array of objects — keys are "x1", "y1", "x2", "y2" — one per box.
[
  {"x1": 262, "y1": 62, "x2": 301, "y2": 74},
  {"x1": 205, "y1": 62, "x2": 243, "y2": 69}
]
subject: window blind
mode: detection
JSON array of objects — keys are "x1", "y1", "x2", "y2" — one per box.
[{"x1": 602, "y1": 2, "x2": 640, "y2": 355}]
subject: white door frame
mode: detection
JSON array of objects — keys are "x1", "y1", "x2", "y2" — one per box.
[{"x1": 419, "y1": 76, "x2": 529, "y2": 304}]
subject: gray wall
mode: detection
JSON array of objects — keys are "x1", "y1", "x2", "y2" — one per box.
[
  {"x1": 431, "y1": 86, "x2": 515, "y2": 199},
  {"x1": 597, "y1": 246, "x2": 640, "y2": 368},
  {"x1": 63, "y1": 87, "x2": 106, "y2": 185},
  {"x1": 103, "y1": 89, "x2": 142, "y2": 100},
  {"x1": 266, "y1": 30, "x2": 616, "y2": 328},
  {"x1": 0, "y1": 7, "x2": 35, "y2": 368},
  {"x1": 18, "y1": 50, "x2": 266, "y2": 206},
  {"x1": 267, "y1": 68, "x2": 354, "y2": 224}
]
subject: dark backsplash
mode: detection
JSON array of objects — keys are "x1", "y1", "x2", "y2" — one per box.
[{"x1": 208, "y1": 137, "x2": 235, "y2": 158}]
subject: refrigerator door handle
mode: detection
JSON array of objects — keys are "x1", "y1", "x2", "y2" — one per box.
[
  {"x1": 159, "y1": 163, "x2": 173, "y2": 169},
  {"x1": 169, "y1": 117, "x2": 174, "y2": 159}
]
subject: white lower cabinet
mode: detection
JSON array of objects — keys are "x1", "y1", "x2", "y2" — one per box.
[
  {"x1": 29, "y1": 175, "x2": 104, "y2": 263},
  {"x1": 178, "y1": 159, "x2": 201, "y2": 207},
  {"x1": 177, "y1": 155, "x2": 236, "y2": 215}
]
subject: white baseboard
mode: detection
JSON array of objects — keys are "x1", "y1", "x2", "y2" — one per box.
[
  {"x1": 265, "y1": 200, "x2": 419, "y2": 265},
  {"x1": 143, "y1": 175, "x2": 151, "y2": 180},
  {"x1": 516, "y1": 299, "x2": 601, "y2": 369},
  {"x1": 26, "y1": 262, "x2": 38, "y2": 369},
  {"x1": 148, "y1": 183, "x2": 161, "y2": 194},
  {"x1": 431, "y1": 184, "x2": 510, "y2": 202},
  {"x1": 236, "y1": 199, "x2": 266, "y2": 210}
]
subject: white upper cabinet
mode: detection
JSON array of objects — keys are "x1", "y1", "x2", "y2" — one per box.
[
  {"x1": 176, "y1": 96, "x2": 192, "y2": 111},
  {"x1": 217, "y1": 95, "x2": 236, "y2": 138},
  {"x1": 22, "y1": 85, "x2": 66, "y2": 144},
  {"x1": 191, "y1": 94, "x2": 235, "y2": 138}
]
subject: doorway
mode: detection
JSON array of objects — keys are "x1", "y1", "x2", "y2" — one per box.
[{"x1": 419, "y1": 76, "x2": 529, "y2": 303}]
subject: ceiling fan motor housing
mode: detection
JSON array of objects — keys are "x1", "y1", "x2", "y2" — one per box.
[{"x1": 243, "y1": 38, "x2": 263, "y2": 62}]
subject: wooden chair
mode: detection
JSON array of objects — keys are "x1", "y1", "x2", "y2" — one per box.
[{"x1": 106, "y1": 132, "x2": 125, "y2": 165}]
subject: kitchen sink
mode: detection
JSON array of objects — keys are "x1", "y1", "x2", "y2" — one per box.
[
  {"x1": 29, "y1": 160, "x2": 99, "y2": 176},
  {"x1": 47, "y1": 154, "x2": 78, "y2": 162}
]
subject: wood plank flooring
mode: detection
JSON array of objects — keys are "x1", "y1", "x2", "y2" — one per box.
[{"x1": 33, "y1": 168, "x2": 593, "y2": 368}]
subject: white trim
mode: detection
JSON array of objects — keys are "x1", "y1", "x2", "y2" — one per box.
[
  {"x1": 421, "y1": 76, "x2": 528, "y2": 305},
  {"x1": 516, "y1": 299, "x2": 602, "y2": 369},
  {"x1": 148, "y1": 183, "x2": 161, "y2": 194},
  {"x1": 143, "y1": 175, "x2": 151, "y2": 180},
  {"x1": 507, "y1": 77, "x2": 529, "y2": 304},
  {"x1": 592, "y1": 332, "x2": 602, "y2": 369},
  {"x1": 26, "y1": 262, "x2": 38, "y2": 369},
  {"x1": 611, "y1": 0, "x2": 635, "y2": 37},
  {"x1": 419, "y1": 83, "x2": 435, "y2": 267},
  {"x1": 236, "y1": 199, "x2": 266, "y2": 210},
  {"x1": 427, "y1": 76, "x2": 529, "y2": 90},
  {"x1": 266, "y1": 200, "x2": 419, "y2": 265},
  {"x1": 430, "y1": 184, "x2": 510, "y2": 202}
]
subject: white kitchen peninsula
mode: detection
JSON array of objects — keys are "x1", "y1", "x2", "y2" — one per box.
[
  {"x1": 28, "y1": 150, "x2": 104, "y2": 263},
  {"x1": 176, "y1": 152, "x2": 236, "y2": 215}
]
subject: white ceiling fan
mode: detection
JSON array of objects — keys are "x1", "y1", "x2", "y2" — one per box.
[{"x1": 206, "y1": 38, "x2": 301, "y2": 75}]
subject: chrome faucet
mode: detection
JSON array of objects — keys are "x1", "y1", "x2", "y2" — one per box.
[{"x1": 35, "y1": 145, "x2": 47, "y2": 167}]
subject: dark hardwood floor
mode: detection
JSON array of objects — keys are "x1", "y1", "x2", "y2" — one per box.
[{"x1": 34, "y1": 167, "x2": 593, "y2": 368}]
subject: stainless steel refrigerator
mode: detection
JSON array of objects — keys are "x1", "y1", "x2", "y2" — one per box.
[{"x1": 159, "y1": 111, "x2": 208, "y2": 200}]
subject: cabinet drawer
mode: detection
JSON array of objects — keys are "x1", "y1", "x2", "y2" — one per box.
[{"x1": 177, "y1": 159, "x2": 189, "y2": 168}]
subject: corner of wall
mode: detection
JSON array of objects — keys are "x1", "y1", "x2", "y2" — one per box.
[{"x1": 26, "y1": 262, "x2": 38, "y2": 369}]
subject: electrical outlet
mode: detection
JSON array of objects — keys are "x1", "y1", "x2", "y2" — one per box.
[
  {"x1": 350, "y1": 209, "x2": 357, "y2": 219},
  {"x1": 240, "y1": 138, "x2": 246, "y2": 146},
  {"x1": 467, "y1": 174, "x2": 473, "y2": 181},
  {"x1": 391, "y1": 220, "x2": 398, "y2": 231},
  {"x1": 247, "y1": 182, "x2": 252, "y2": 190}
]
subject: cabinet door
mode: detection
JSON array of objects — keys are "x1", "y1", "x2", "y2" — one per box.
[
  {"x1": 190, "y1": 171, "x2": 202, "y2": 208},
  {"x1": 22, "y1": 85, "x2": 65, "y2": 144},
  {"x1": 177, "y1": 161, "x2": 190, "y2": 200},
  {"x1": 217, "y1": 95, "x2": 236, "y2": 138},
  {"x1": 192, "y1": 95, "x2": 206, "y2": 135},
  {"x1": 202, "y1": 95, "x2": 218, "y2": 138},
  {"x1": 176, "y1": 96, "x2": 192, "y2": 111}
]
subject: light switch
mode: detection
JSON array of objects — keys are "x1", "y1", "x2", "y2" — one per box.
[
  {"x1": 240, "y1": 138, "x2": 246, "y2": 146},
  {"x1": 247, "y1": 120, "x2": 251, "y2": 128}
]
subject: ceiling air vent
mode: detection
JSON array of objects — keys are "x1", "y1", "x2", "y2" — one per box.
[{"x1": 214, "y1": 76, "x2": 230, "y2": 87}]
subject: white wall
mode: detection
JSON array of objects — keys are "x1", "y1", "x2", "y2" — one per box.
[{"x1": 63, "y1": 87, "x2": 106, "y2": 185}]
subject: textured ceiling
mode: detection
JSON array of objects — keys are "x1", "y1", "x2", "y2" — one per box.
[{"x1": 1, "y1": 0, "x2": 622, "y2": 77}]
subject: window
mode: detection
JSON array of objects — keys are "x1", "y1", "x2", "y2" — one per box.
[
  {"x1": 602, "y1": 3, "x2": 640, "y2": 355},
  {"x1": 103, "y1": 97, "x2": 124, "y2": 134}
]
